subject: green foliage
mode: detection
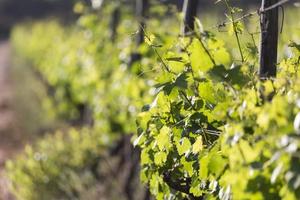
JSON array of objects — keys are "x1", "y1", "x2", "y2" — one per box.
[
  {"x1": 8, "y1": 2, "x2": 178, "y2": 199},
  {"x1": 7, "y1": 1, "x2": 300, "y2": 200},
  {"x1": 11, "y1": 0, "x2": 177, "y2": 132},
  {"x1": 135, "y1": 28, "x2": 300, "y2": 200},
  {"x1": 6, "y1": 128, "x2": 104, "y2": 200}
]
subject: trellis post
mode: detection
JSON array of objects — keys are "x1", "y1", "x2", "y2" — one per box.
[
  {"x1": 110, "y1": 5, "x2": 121, "y2": 42},
  {"x1": 259, "y1": 0, "x2": 279, "y2": 78},
  {"x1": 182, "y1": 0, "x2": 199, "y2": 35},
  {"x1": 130, "y1": 0, "x2": 149, "y2": 64},
  {"x1": 136, "y1": 0, "x2": 148, "y2": 45}
]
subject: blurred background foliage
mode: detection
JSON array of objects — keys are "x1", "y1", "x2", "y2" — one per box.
[
  {"x1": 0, "y1": 0, "x2": 265, "y2": 38},
  {"x1": 0, "y1": 0, "x2": 299, "y2": 200}
]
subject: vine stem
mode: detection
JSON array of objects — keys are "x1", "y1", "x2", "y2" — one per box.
[
  {"x1": 193, "y1": 33, "x2": 216, "y2": 66},
  {"x1": 224, "y1": 0, "x2": 245, "y2": 63}
]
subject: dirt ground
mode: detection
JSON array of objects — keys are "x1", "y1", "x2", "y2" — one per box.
[
  {"x1": 0, "y1": 40, "x2": 23, "y2": 200},
  {"x1": 0, "y1": 37, "x2": 69, "y2": 200}
]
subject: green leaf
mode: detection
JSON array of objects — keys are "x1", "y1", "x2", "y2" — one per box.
[
  {"x1": 198, "y1": 81, "x2": 216, "y2": 104},
  {"x1": 239, "y1": 140, "x2": 260, "y2": 163},
  {"x1": 181, "y1": 157, "x2": 194, "y2": 177},
  {"x1": 154, "y1": 152, "x2": 167, "y2": 166},
  {"x1": 156, "y1": 126, "x2": 171, "y2": 151},
  {"x1": 189, "y1": 39, "x2": 214, "y2": 72},
  {"x1": 174, "y1": 73, "x2": 188, "y2": 89},
  {"x1": 192, "y1": 136, "x2": 203, "y2": 154},
  {"x1": 208, "y1": 153, "x2": 226, "y2": 177},
  {"x1": 176, "y1": 137, "x2": 192, "y2": 156},
  {"x1": 190, "y1": 178, "x2": 203, "y2": 197},
  {"x1": 225, "y1": 65, "x2": 248, "y2": 86},
  {"x1": 199, "y1": 155, "x2": 209, "y2": 179},
  {"x1": 141, "y1": 149, "x2": 151, "y2": 165},
  {"x1": 145, "y1": 34, "x2": 156, "y2": 46}
]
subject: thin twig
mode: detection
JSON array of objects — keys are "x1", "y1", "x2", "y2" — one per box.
[
  {"x1": 224, "y1": 0, "x2": 245, "y2": 62},
  {"x1": 208, "y1": 0, "x2": 290, "y2": 30}
]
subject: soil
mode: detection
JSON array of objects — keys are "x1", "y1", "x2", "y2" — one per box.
[{"x1": 0, "y1": 40, "x2": 23, "y2": 200}]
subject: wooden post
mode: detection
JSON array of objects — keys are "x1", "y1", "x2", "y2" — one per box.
[
  {"x1": 110, "y1": 6, "x2": 121, "y2": 42},
  {"x1": 259, "y1": 0, "x2": 279, "y2": 78},
  {"x1": 136, "y1": 0, "x2": 148, "y2": 45},
  {"x1": 182, "y1": 0, "x2": 199, "y2": 35},
  {"x1": 130, "y1": 0, "x2": 148, "y2": 65}
]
